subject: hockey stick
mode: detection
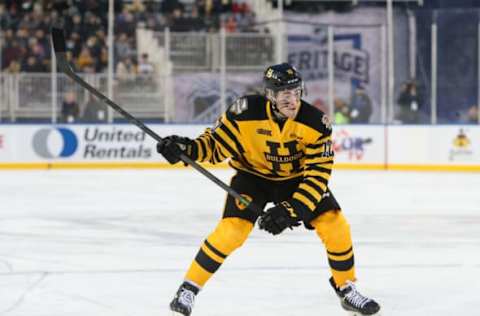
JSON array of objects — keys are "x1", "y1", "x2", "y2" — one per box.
[{"x1": 50, "y1": 26, "x2": 263, "y2": 215}]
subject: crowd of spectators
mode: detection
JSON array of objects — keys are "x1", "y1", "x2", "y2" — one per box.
[{"x1": 0, "y1": 0, "x2": 258, "y2": 74}]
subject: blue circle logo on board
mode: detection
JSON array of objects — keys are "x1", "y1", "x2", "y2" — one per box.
[{"x1": 32, "y1": 127, "x2": 78, "y2": 158}]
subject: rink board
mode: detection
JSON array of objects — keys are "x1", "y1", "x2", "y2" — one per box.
[{"x1": 0, "y1": 124, "x2": 479, "y2": 171}]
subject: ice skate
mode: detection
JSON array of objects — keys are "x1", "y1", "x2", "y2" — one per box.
[
  {"x1": 170, "y1": 282, "x2": 199, "y2": 316},
  {"x1": 329, "y1": 277, "x2": 381, "y2": 316}
]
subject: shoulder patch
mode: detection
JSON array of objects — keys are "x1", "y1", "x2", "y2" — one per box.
[
  {"x1": 229, "y1": 97, "x2": 248, "y2": 115},
  {"x1": 226, "y1": 94, "x2": 268, "y2": 121}
]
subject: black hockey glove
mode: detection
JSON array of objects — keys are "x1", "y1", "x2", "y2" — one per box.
[
  {"x1": 156, "y1": 135, "x2": 195, "y2": 165},
  {"x1": 258, "y1": 201, "x2": 301, "y2": 235}
]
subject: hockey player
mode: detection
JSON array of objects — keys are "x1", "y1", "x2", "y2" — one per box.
[{"x1": 157, "y1": 63, "x2": 381, "y2": 316}]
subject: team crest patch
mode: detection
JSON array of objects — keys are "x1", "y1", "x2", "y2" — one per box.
[
  {"x1": 235, "y1": 194, "x2": 253, "y2": 210},
  {"x1": 322, "y1": 114, "x2": 332, "y2": 130}
]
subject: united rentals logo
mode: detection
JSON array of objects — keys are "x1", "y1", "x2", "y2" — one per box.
[
  {"x1": 32, "y1": 127, "x2": 78, "y2": 158},
  {"x1": 82, "y1": 127, "x2": 149, "y2": 158},
  {"x1": 449, "y1": 129, "x2": 473, "y2": 161}
]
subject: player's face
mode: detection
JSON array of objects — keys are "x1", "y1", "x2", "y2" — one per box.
[{"x1": 275, "y1": 87, "x2": 301, "y2": 119}]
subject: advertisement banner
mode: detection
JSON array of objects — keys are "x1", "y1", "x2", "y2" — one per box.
[
  {"x1": 285, "y1": 9, "x2": 387, "y2": 123},
  {"x1": 0, "y1": 124, "x2": 385, "y2": 165},
  {"x1": 0, "y1": 127, "x2": 12, "y2": 161},
  {"x1": 433, "y1": 127, "x2": 479, "y2": 164},
  {"x1": 1, "y1": 124, "x2": 479, "y2": 170},
  {"x1": 389, "y1": 126, "x2": 480, "y2": 165},
  {"x1": 0, "y1": 125, "x2": 208, "y2": 163},
  {"x1": 332, "y1": 125, "x2": 384, "y2": 164}
]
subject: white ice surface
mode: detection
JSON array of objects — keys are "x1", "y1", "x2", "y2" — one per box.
[{"x1": 0, "y1": 169, "x2": 479, "y2": 316}]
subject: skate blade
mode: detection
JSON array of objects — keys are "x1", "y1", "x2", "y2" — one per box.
[
  {"x1": 171, "y1": 312, "x2": 185, "y2": 316},
  {"x1": 347, "y1": 311, "x2": 382, "y2": 316}
]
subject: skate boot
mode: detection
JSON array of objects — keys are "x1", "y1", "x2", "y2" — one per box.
[
  {"x1": 329, "y1": 277, "x2": 380, "y2": 315},
  {"x1": 170, "y1": 281, "x2": 200, "y2": 316}
]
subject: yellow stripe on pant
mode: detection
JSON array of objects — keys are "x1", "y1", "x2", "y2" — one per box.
[
  {"x1": 311, "y1": 210, "x2": 356, "y2": 287},
  {"x1": 185, "y1": 217, "x2": 254, "y2": 287}
]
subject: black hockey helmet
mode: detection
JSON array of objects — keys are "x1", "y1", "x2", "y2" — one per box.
[{"x1": 263, "y1": 63, "x2": 303, "y2": 94}]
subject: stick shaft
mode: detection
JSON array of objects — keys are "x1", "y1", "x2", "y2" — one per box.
[{"x1": 50, "y1": 26, "x2": 263, "y2": 215}]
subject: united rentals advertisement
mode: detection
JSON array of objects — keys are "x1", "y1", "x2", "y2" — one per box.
[
  {"x1": 0, "y1": 125, "x2": 478, "y2": 170},
  {"x1": 0, "y1": 125, "x2": 206, "y2": 165},
  {"x1": 30, "y1": 126, "x2": 150, "y2": 160},
  {"x1": 0, "y1": 124, "x2": 386, "y2": 168}
]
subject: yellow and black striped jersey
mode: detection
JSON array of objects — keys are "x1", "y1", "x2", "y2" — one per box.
[{"x1": 192, "y1": 95, "x2": 334, "y2": 213}]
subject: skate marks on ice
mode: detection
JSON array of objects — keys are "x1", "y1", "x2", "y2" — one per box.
[{"x1": 0, "y1": 169, "x2": 479, "y2": 315}]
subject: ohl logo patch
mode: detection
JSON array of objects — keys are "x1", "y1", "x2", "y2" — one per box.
[
  {"x1": 235, "y1": 194, "x2": 253, "y2": 211},
  {"x1": 32, "y1": 127, "x2": 78, "y2": 158}
]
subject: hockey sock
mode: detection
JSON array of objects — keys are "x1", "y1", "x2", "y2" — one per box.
[
  {"x1": 311, "y1": 210, "x2": 356, "y2": 287},
  {"x1": 185, "y1": 217, "x2": 254, "y2": 287}
]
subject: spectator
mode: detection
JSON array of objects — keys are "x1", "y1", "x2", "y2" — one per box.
[
  {"x1": 127, "y1": 0, "x2": 146, "y2": 14},
  {"x1": 76, "y1": 46, "x2": 95, "y2": 72},
  {"x1": 84, "y1": 11, "x2": 101, "y2": 38},
  {"x1": 334, "y1": 98, "x2": 350, "y2": 124},
  {"x1": 0, "y1": 4, "x2": 8, "y2": 30},
  {"x1": 223, "y1": 14, "x2": 237, "y2": 32},
  {"x1": 467, "y1": 105, "x2": 479, "y2": 123},
  {"x1": 349, "y1": 87, "x2": 372, "y2": 124},
  {"x1": 86, "y1": 35, "x2": 102, "y2": 59},
  {"x1": 137, "y1": 53, "x2": 155, "y2": 88},
  {"x1": 115, "y1": 33, "x2": 133, "y2": 61},
  {"x1": 138, "y1": 53, "x2": 154, "y2": 75},
  {"x1": 396, "y1": 81, "x2": 423, "y2": 124},
  {"x1": 6, "y1": 60, "x2": 21, "y2": 73},
  {"x1": 22, "y1": 55, "x2": 46, "y2": 72},
  {"x1": 70, "y1": 13, "x2": 85, "y2": 39},
  {"x1": 2, "y1": 39, "x2": 24, "y2": 70},
  {"x1": 66, "y1": 32, "x2": 83, "y2": 58},
  {"x1": 116, "y1": 8, "x2": 136, "y2": 37},
  {"x1": 187, "y1": 5, "x2": 206, "y2": 31},
  {"x1": 162, "y1": 0, "x2": 184, "y2": 14},
  {"x1": 116, "y1": 57, "x2": 137, "y2": 87},
  {"x1": 170, "y1": 7, "x2": 191, "y2": 32},
  {"x1": 457, "y1": 105, "x2": 479, "y2": 124},
  {"x1": 61, "y1": 91, "x2": 80, "y2": 123},
  {"x1": 83, "y1": 95, "x2": 107, "y2": 122}
]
